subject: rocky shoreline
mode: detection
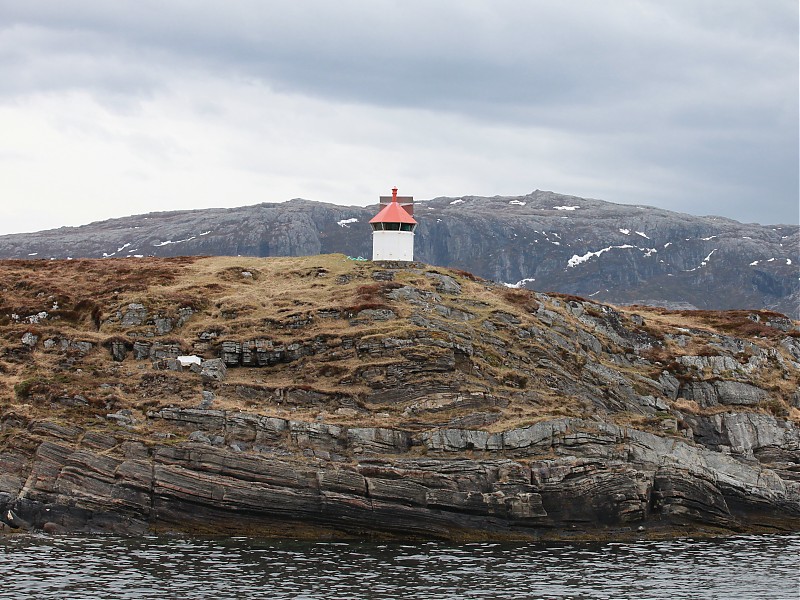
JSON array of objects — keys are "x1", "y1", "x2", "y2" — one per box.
[
  {"x1": 2, "y1": 408, "x2": 799, "y2": 540},
  {"x1": 1, "y1": 256, "x2": 798, "y2": 540}
]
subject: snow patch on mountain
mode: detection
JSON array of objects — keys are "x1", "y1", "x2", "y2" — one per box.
[
  {"x1": 685, "y1": 249, "x2": 718, "y2": 272},
  {"x1": 153, "y1": 236, "x2": 196, "y2": 247},
  {"x1": 568, "y1": 245, "x2": 635, "y2": 268},
  {"x1": 701, "y1": 249, "x2": 717, "y2": 266},
  {"x1": 504, "y1": 277, "x2": 536, "y2": 288}
]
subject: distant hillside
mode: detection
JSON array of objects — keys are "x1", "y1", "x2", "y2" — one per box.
[{"x1": 0, "y1": 190, "x2": 797, "y2": 317}]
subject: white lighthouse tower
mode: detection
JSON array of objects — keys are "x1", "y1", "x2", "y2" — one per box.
[{"x1": 369, "y1": 187, "x2": 417, "y2": 261}]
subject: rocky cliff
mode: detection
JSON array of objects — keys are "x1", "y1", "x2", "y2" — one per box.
[
  {"x1": 0, "y1": 191, "x2": 797, "y2": 317},
  {"x1": 1, "y1": 255, "x2": 799, "y2": 540}
]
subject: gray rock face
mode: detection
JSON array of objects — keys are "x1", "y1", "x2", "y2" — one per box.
[
  {"x1": 426, "y1": 272, "x2": 462, "y2": 295},
  {"x1": 678, "y1": 355, "x2": 740, "y2": 374},
  {"x1": 1, "y1": 193, "x2": 796, "y2": 316},
  {"x1": 198, "y1": 391, "x2": 215, "y2": 409},
  {"x1": 684, "y1": 412, "x2": 800, "y2": 458},
  {"x1": 109, "y1": 340, "x2": 128, "y2": 362},
  {"x1": 106, "y1": 409, "x2": 137, "y2": 427},
  {"x1": 679, "y1": 381, "x2": 767, "y2": 407},
  {"x1": 21, "y1": 332, "x2": 38, "y2": 348},
  {"x1": 200, "y1": 359, "x2": 227, "y2": 382},
  {"x1": 347, "y1": 428, "x2": 411, "y2": 454},
  {"x1": 221, "y1": 338, "x2": 314, "y2": 367},
  {"x1": 120, "y1": 303, "x2": 148, "y2": 327},
  {"x1": 3, "y1": 412, "x2": 798, "y2": 540}
]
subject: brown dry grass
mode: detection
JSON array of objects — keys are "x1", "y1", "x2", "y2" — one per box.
[
  {"x1": 1, "y1": 255, "x2": 797, "y2": 433},
  {"x1": 630, "y1": 306, "x2": 796, "y2": 341}
]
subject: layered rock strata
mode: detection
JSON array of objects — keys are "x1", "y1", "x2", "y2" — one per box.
[{"x1": 2, "y1": 410, "x2": 798, "y2": 539}]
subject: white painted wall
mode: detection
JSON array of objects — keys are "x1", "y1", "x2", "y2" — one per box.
[{"x1": 372, "y1": 230, "x2": 414, "y2": 261}]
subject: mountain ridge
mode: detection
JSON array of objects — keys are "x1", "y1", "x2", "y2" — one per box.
[{"x1": 1, "y1": 190, "x2": 797, "y2": 317}]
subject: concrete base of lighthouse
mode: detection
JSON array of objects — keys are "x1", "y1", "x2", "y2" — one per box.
[{"x1": 372, "y1": 230, "x2": 415, "y2": 261}]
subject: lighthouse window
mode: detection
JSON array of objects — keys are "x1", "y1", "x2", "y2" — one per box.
[
  {"x1": 400, "y1": 223, "x2": 414, "y2": 231},
  {"x1": 385, "y1": 223, "x2": 401, "y2": 231}
]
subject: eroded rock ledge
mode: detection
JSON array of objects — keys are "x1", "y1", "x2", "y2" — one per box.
[{"x1": 2, "y1": 410, "x2": 798, "y2": 540}]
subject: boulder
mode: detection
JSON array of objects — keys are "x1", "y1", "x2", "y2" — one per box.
[
  {"x1": 426, "y1": 272, "x2": 462, "y2": 295},
  {"x1": 200, "y1": 359, "x2": 227, "y2": 382},
  {"x1": 110, "y1": 340, "x2": 128, "y2": 362},
  {"x1": 121, "y1": 303, "x2": 148, "y2": 326}
]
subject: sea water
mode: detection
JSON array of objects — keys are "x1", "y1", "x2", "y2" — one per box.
[{"x1": 0, "y1": 533, "x2": 797, "y2": 599}]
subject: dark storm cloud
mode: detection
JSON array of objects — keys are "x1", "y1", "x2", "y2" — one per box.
[
  {"x1": 2, "y1": 2, "x2": 793, "y2": 120},
  {"x1": 0, "y1": 0, "x2": 797, "y2": 224}
]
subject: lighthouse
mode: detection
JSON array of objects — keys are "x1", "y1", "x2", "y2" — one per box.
[{"x1": 369, "y1": 187, "x2": 417, "y2": 261}]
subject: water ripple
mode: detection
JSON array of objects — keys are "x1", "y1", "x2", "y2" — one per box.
[{"x1": 0, "y1": 533, "x2": 797, "y2": 599}]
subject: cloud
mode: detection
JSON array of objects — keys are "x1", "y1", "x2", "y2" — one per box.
[{"x1": 0, "y1": 0, "x2": 796, "y2": 234}]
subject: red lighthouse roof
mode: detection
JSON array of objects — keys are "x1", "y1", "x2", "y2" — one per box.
[{"x1": 369, "y1": 187, "x2": 417, "y2": 225}]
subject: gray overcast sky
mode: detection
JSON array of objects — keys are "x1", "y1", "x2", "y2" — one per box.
[{"x1": 0, "y1": 1, "x2": 797, "y2": 235}]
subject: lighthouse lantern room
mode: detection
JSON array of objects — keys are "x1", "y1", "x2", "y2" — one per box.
[{"x1": 369, "y1": 187, "x2": 417, "y2": 261}]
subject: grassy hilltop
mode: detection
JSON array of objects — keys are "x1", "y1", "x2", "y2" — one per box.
[{"x1": 1, "y1": 254, "x2": 798, "y2": 435}]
